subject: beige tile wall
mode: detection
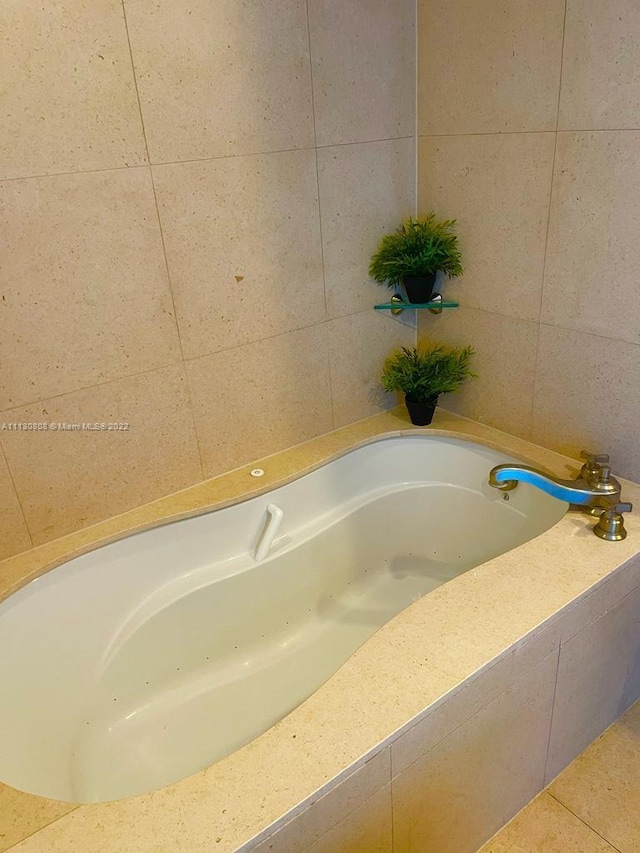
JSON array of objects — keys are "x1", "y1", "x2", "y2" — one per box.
[
  {"x1": 418, "y1": 0, "x2": 640, "y2": 483},
  {"x1": 0, "y1": 0, "x2": 416, "y2": 556},
  {"x1": 545, "y1": 583, "x2": 640, "y2": 782},
  {"x1": 392, "y1": 653, "x2": 559, "y2": 853}
]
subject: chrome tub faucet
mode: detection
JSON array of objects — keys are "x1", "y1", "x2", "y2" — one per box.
[{"x1": 489, "y1": 451, "x2": 632, "y2": 540}]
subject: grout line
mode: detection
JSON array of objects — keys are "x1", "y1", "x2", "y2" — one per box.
[
  {"x1": 524, "y1": 313, "x2": 640, "y2": 349},
  {"x1": 181, "y1": 366, "x2": 207, "y2": 480},
  {"x1": 304, "y1": 1, "x2": 330, "y2": 324},
  {"x1": 0, "y1": 439, "x2": 34, "y2": 548},
  {"x1": 304, "y1": 0, "x2": 335, "y2": 429},
  {"x1": 546, "y1": 792, "x2": 626, "y2": 853},
  {"x1": 144, "y1": 167, "x2": 205, "y2": 478},
  {"x1": 417, "y1": 126, "x2": 640, "y2": 140},
  {"x1": 556, "y1": 126, "x2": 640, "y2": 134},
  {"x1": 325, "y1": 327, "x2": 337, "y2": 431},
  {"x1": 389, "y1": 741, "x2": 396, "y2": 850},
  {"x1": 120, "y1": 0, "x2": 205, "y2": 478},
  {"x1": 180, "y1": 316, "x2": 336, "y2": 365},
  {"x1": 419, "y1": 299, "x2": 640, "y2": 349},
  {"x1": 4, "y1": 806, "x2": 82, "y2": 850},
  {"x1": 4, "y1": 125, "x2": 638, "y2": 186},
  {"x1": 413, "y1": 0, "x2": 419, "y2": 350},
  {"x1": 0, "y1": 360, "x2": 183, "y2": 416},
  {"x1": 316, "y1": 135, "x2": 416, "y2": 151},
  {"x1": 151, "y1": 144, "x2": 316, "y2": 169},
  {"x1": 0, "y1": 163, "x2": 149, "y2": 184},
  {"x1": 325, "y1": 323, "x2": 338, "y2": 431},
  {"x1": 149, "y1": 136, "x2": 417, "y2": 168},
  {"x1": 0, "y1": 310, "x2": 379, "y2": 417},
  {"x1": 541, "y1": 645, "x2": 562, "y2": 786},
  {"x1": 414, "y1": 0, "x2": 419, "y2": 219},
  {"x1": 143, "y1": 170, "x2": 187, "y2": 361},
  {"x1": 554, "y1": 0, "x2": 569, "y2": 131},
  {"x1": 0, "y1": 140, "x2": 416, "y2": 186},
  {"x1": 418, "y1": 129, "x2": 561, "y2": 140},
  {"x1": 150, "y1": 137, "x2": 416, "y2": 169},
  {"x1": 119, "y1": 0, "x2": 150, "y2": 163},
  {"x1": 534, "y1": 0, "x2": 569, "y2": 319},
  {"x1": 529, "y1": 122, "x2": 560, "y2": 437}
]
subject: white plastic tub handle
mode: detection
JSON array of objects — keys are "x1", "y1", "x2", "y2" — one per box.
[{"x1": 254, "y1": 504, "x2": 284, "y2": 562}]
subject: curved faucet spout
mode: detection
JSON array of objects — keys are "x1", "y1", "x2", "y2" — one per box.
[{"x1": 488, "y1": 464, "x2": 621, "y2": 507}]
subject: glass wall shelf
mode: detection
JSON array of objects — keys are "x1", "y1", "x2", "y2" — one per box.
[{"x1": 374, "y1": 294, "x2": 459, "y2": 316}]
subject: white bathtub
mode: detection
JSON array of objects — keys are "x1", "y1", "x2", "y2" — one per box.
[{"x1": 0, "y1": 435, "x2": 567, "y2": 804}]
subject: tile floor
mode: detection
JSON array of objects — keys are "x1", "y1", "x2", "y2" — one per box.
[{"x1": 478, "y1": 698, "x2": 640, "y2": 852}]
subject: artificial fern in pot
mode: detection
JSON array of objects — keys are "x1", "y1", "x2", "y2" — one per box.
[
  {"x1": 369, "y1": 215, "x2": 463, "y2": 304},
  {"x1": 381, "y1": 342, "x2": 475, "y2": 425}
]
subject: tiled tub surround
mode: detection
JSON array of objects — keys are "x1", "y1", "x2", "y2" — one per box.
[
  {"x1": 1, "y1": 411, "x2": 639, "y2": 853},
  {"x1": 416, "y1": 0, "x2": 640, "y2": 486},
  {"x1": 0, "y1": 0, "x2": 417, "y2": 557},
  {"x1": 478, "y1": 697, "x2": 640, "y2": 853}
]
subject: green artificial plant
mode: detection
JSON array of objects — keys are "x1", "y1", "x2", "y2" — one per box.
[
  {"x1": 381, "y1": 342, "x2": 475, "y2": 403},
  {"x1": 369, "y1": 214, "x2": 463, "y2": 289}
]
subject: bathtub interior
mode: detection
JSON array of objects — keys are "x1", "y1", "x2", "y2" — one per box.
[{"x1": 0, "y1": 436, "x2": 567, "y2": 803}]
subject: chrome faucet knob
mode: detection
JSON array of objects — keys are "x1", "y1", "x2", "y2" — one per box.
[
  {"x1": 589, "y1": 465, "x2": 621, "y2": 500},
  {"x1": 594, "y1": 501, "x2": 633, "y2": 541},
  {"x1": 596, "y1": 465, "x2": 611, "y2": 482},
  {"x1": 579, "y1": 450, "x2": 610, "y2": 480},
  {"x1": 580, "y1": 450, "x2": 609, "y2": 464},
  {"x1": 604, "y1": 501, "x2": 632, "y2": 514}
]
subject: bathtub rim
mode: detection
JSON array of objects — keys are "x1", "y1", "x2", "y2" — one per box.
[{"x1": 0, "y1": 407, "x2": 584, "y2": 606}]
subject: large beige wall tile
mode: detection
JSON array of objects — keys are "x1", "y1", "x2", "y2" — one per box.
[
  {"x1": 124, "y1": 0, "x2": 313, "y2": 163},
  {"x1": 317, "y1": 139, "x2": 415, "y2": 319},
  {"x1": 542, "y1": 132, "x2": 640, "y2": 345},
  {"x1": 0, "y1": 784, "x2": 76, "y2": 853},
  {"x1": 153, "y1": 151, "x2": 325, "y2": 361},
  {"x1": 186, "y1": 326, "x2": 332, "y2": 478},
  {"x1": 532, "y1": 325, "x2": 640, "y2": 482},
  {"x1": 418, "y1": 133, "x2": 555, "y2": 321},
  {"x1": 0, "y1": 0, "x2": 146, "y2": 180},
  {"x1": 0, "y1": 168, "x2": 181, "y2": 409},
  {"x1": 478, "y1": 792, "x2": 617, "y2": 853},
  {"x1": 559, "y1": 555, "x2": 640, "y2": 645},
  {"x1": 0, "y1": 449, "x2": 31, "y2": 559},
  {"x1": 1, "y1": 366, "x2": 202, "y2": 544},
  {"x1": 253, "y1": 789, "x2": 393, "y2": 853},
  {"x1": 418, "y1": 307, "x2": 538, "y2": 440},
  {"x1": 303, "y1": 785, "x2": 392, "y2": 853},
  {"x1": 545, "y1": 586, "x2": 640, "y2": 783},
  {"x1": 418, "y1": 0, "x2": 564, "y2": 134},
  {"x1": 548, "y1": 700, "x2": 640, "y2": 853},
  {"x1": 392, "y1": 623, "x2": 561, "y2": 777},
  {"x1": 559, "y1": 0, "x2": 640, "y2": 130},
  {"x1": 248, "y1": 750, "x2": 390, "y2": 853},
  {"x1": 392, "y1": 652, "x2": 558, "y2": 853},
  {"x1": 327, "y1": 311, "x2": 415, "y2": 429},
  {"x1": 308, "y1": 0, "x2": 415, "y2": 146}
]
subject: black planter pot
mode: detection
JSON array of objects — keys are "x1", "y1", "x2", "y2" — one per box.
[
  {"x1": 402, "y1": 272, "x2": 437, "y2": 304},
  {"x1": 405, "y1": 396, "x2": 437, "y2": 426}
]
